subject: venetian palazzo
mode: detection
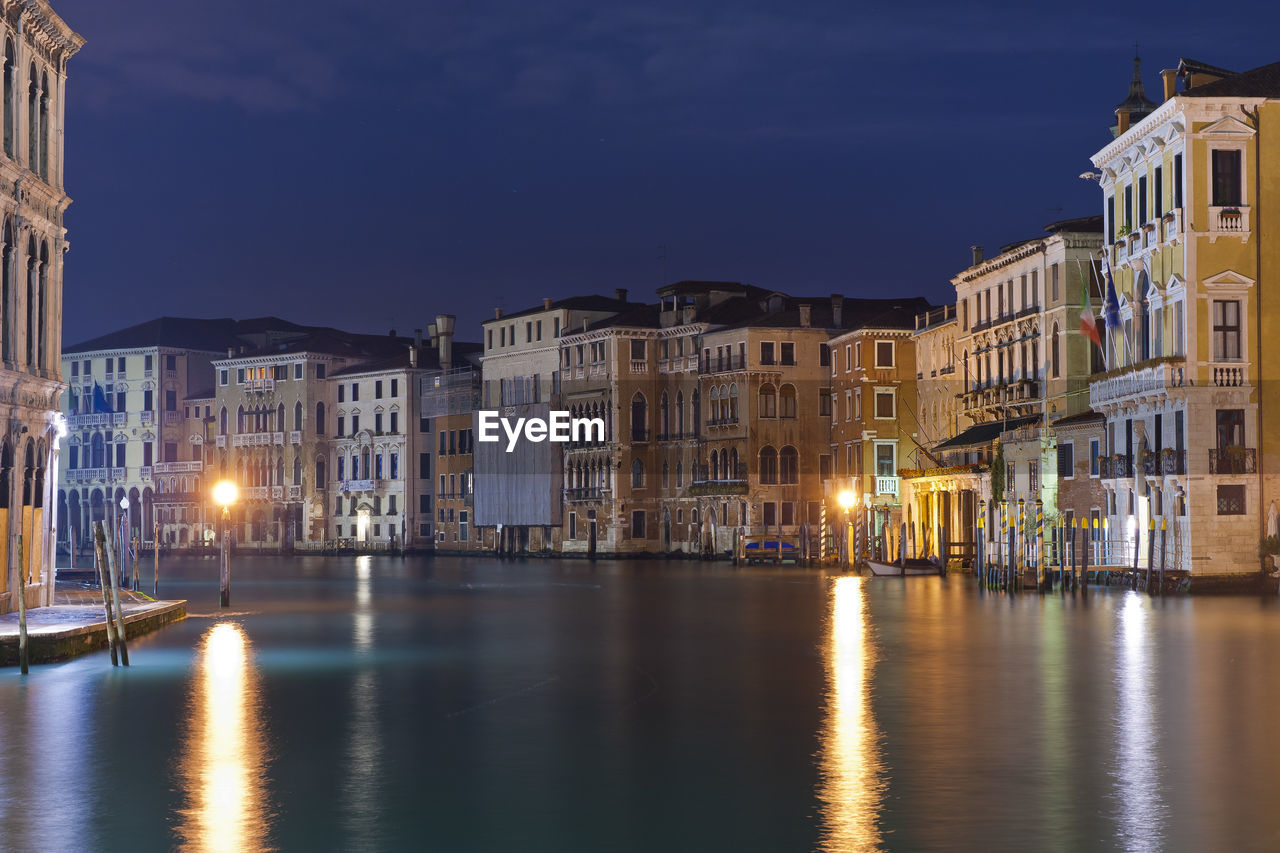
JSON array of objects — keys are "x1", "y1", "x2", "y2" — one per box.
[{"x1": 0, "y1": 0, "x2": 82, "y2": 615}]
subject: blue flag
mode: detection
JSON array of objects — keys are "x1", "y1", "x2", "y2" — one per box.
[
  {"x1": 92, "y1": 382, "x2": 112, "y2": 413},
  {"x1": 1103, "y1": 263, "x2": 1120, "y2": 332}
]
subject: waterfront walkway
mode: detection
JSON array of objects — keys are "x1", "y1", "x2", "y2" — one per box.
[{"x1": 0, "y1": 582, "x2": 187, "y2": 666}]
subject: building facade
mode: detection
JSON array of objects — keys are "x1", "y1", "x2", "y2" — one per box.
[
  {"x1": 1088, "y1": 57, "x2": 1280, "y2": 576},
  {"x1": 0, "y1": 2, "x2": 81, "y2": 614}
]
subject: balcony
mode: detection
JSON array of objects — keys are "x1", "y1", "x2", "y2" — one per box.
[
  {"x1": 68, "y1": 468, "x2": 109, "y2": 483},
  {"x1": 689, "y1": 463, "x2": 749, "y2": 496},
  {"x1": 629, "y1": 359, "x2": 648, "y2": 374},
  {"x1": 706, "y1": 416, "x2": 741, "y2": 430},
  {"x1": 700, "y1": 353, "x2": 746, "y2": 374},
  {"x1": 1098, "y1": 454, "x2": 1133, "y2": 479},
  {"x1": 288, "y1": 485, "x2": 302, "y2": 500},
  {"x1": 289, "y1": 430, "x2": 302, "y2": 445},
  {"x1": 1210, "y1": 362, "x2": 1248, "y2": 387},
  {"x1": 1209, "y1": 447, "x2": 1256, "y2": 475},
  {"x1": 1115, "y1": 240, "x2": 1128, "y2": 263},
  {"x1": 153, "y1": 461, "x2": 204, "y2": 474},
  {"x1": 1208, "y1": 205, "x2": 1250, "y2": 241},
  {"x1": 271, "y1": 485, "x2": 284, "y2": 500},
  {"x1": 163, "y1": 411, "x2": 181, "y2": 424},
  {"x1": 245, "y1": 486, "x2": 269, "y2": 500},
  {"x1": 143, "y1": 368, "x2": 154, "y2": 378},
  {"x1": 341, "y1": 479, "x2": 375, "y2": 492},
  {"x1": 1088, "y1": 358, "x2": 1186, "y2": 409},
  {"x1": 231, "y1": 432, "x2": 283, "y2": 447},
  {"x1": 140, "y1": 466, "x2": 152, "y2": 479},
  {"x1": 875, "y1": 476, "x2": 899, "y2": 497},
  {"x1": 564, "y1": 487, "x2": 610, "y2": 503},
  {"x1": 245, "y1": 378, "x2": 275, "y2": 392},
  {"x1": 140, "y1": 411, "x2": 154, "y2": 426},
  {"x1": 1158, "y1": 449, "x2": 1186, "y2": 476},
  {"x1": 215, "y1": 435, "x2": 227, "y2": 448},
  {"x1": 1162, "y1": 208, "x2": 1183, "y2": 243},
  {"x1": 68, "y1": 413, "x2": 112, "y2": 429},
  {"x1": 590, "y1": 363, "x2": 607, "y2": 376}
]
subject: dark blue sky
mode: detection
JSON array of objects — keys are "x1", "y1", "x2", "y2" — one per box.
[{"x1": 55, "y1": 0, "x2": 1277, "y2": 346}]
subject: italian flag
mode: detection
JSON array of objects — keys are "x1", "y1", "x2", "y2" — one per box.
[{"x1": 1079, "y1": 278, "x2": 1101, "y2": 350}]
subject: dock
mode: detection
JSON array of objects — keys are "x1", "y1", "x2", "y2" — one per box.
[{"x1": 0, "y1": 582, "x2": 187, "y2": 667}]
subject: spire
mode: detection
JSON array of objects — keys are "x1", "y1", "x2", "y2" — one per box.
[{"x1": 1111, "y1": 47, "x2": 1158, "y2": 138}]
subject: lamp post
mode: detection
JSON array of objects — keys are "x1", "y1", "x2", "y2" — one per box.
[
  {"x1": 837, "y1": 489, "x2": 855, "y2": 570},
  {"x1": 213, "y1": 480, "x2": 238, "y2": 607},
  {"x1": 119, "y1": 496, "x2": 131, "y2": 589}
]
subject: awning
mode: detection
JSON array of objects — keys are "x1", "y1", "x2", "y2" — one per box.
[{"x1": 932, "y1": 414, "x2": 1040, "y2": 452}]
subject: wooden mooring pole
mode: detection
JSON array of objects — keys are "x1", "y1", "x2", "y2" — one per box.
[
  {"x1": 16, "y1": 534, "x2": 29, "y2": 674},
  {"x1": 93, "y1": 522, "x2": 119, "y2": 666},
  {"x1": 103, "y1": 522, "x2": 130, "y2": 666}
]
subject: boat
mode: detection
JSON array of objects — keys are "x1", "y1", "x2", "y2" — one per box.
[{"x1": 866, "y1": 558, "x2": 942, "y2": 577}]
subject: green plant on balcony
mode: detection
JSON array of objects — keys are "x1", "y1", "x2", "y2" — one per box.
[{"x1": 1116, "y1": 224, "x2": 1131, "y2": 239}]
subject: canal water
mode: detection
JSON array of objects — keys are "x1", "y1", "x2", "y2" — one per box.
[{"x1": 3, "y1": 557, "x2": 1280, "y2": 852}]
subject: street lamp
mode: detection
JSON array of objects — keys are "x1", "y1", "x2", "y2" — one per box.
[
  {"x1": 119, "y1": 496, "x2": 132, "y2": 589},
  {"x1": 213, "y1": 480, "x2": 238, "y2": 607},
  {"x1": 837, "y1": 489, "x2": 855, "y2": 569}
]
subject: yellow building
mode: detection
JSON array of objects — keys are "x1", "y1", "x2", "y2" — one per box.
[{"x1": 1088, "y1": 56, "x2": 1280, "y2": 579}]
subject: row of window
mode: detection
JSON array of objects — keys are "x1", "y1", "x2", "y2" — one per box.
[
  {"x1": 335, "y1": 451, "x2": 400, "y2": 481},
  {"x1": 218, "y1": 362, "x2": 326, "y2": 386},
  {"x1": 2, "y1": 41, "x2": 57, "y2": 183},
  {"x1": 69, "y1": 354, "x2": 177, "y2": 380},
  {"x1": 336, "y1": 411, "x2": 400, "y2": 437},
  {"x1": 337, "y1": 378, "x2": 399, "y2": 403},
  {"x1": 490, "y1": 317, "x2": 562, "y2": 350},
  {"x1": 1105, "y1": 152, "x2": 1186, "y2": 244},
  {"x1": 838, "y1": 339, "x2": 895, "y2": 372}
]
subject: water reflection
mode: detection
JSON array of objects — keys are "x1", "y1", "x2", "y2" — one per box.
[
  {"x1": 176, "y1": 622, "x2": 273, "y2": 852},
  {"x1": 818, "y1": 576, "x2": 885, "y2": 851},
  {"x1": 343, "y1": 555, "x2": 383, "y2": 849},
  {"x1": 1112, "y1": 592, "x2": 1165, "y2": 851}
]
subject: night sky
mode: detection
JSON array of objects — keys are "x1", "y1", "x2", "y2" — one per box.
[{"x1": 55, "y1": 0, "x2": 1280, "y2": 347}]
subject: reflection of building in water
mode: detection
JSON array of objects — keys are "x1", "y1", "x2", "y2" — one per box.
[
  {"x1": 344, "y1": 555, "x2": 384, "y2": 845},
  {"x1": 176, "y1": 622, "x2": 272, "y2": 853},
  {"x1": 818, "y1": 576, "x2": 884, "y2": 851},
  {"x1": 1112, "y1": 593, "x2": 1165, "y2": 852}
]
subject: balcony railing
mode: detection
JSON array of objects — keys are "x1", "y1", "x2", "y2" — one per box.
[
  {"x1": 288, "y1": 485, "x2": 302, "y2": 500},
  {"x1": 215, "y1": 435, "x2": 227, "y2": 448},
  {"x1": 68, "y1": 413, "x2": 112, "y2": 429},
  {"x1": 289, "y1": 430, "x2": 303, "y2": 445},
  {"x1": 1159, "y1": 449, "x2": 1186, "y2": 476},
  {"x1": 153, "y1": 461, "x2": 204, "y2": 474},
  {"x1": 629, "y1": 359, "x2": 648, "y2": 374},
  {"x1": 875, "y1": 476, "x2": 899, "y2": 497},
  {"x1": 1089, "y1": 359, "x2": 1186, "y2": 409},
  {"x1": 140, "y1": 412, "x2": 154, "y2": 426},
  {"x1": 1163, "y1": 208, "x2": 1183, "y2": 243},
  {"x1": 706, "y1": 416, "x2": 741, "y2": 428},
  {"x1": 245, "y1": 378, "x2": 275, "y2": 392},
  {"x1": 163, "y1": 411, "x2": 181, "y2": 424},
  {"x1": 244, "y1": 486, "x2": 269, "y2": 500},
  {"x1": 693, "y1": 462, "x2": 748, "y2": 483},
  {"x1": 1210, "y1": 362, "x2": 1248, "y2": 387},
  {"x1": 68, "y1": 468, "x2": 109, "y2": 483},
  {"x1": 140, "y1": 466, "x2": 152, "y2": 479},
  {"x1": 271, "y1": 485, "x2": 284, "y2": 500},
  {"x1": 564, "y1": 487, "x2": 610, "y2": 503},
  {"x1": 231, "y1": 432, "x2": 283, "y2": 447},
  {"x1": 1209, "y1": 205, "x2": 1250, "y2": 239},
  {"x1": 700, "y1": 353, "x2": 745, "y2": 374},
  {"x1": 1098, "y1": 454, "x2": 1133, "y2": 479},
  {"x1": 1209, "y1": 447, "x2": 1256, "y2": 475}
]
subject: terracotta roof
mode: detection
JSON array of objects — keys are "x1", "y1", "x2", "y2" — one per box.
[{"x1": 1180, "y1": 59, "x2": 1280, "y2": 98}]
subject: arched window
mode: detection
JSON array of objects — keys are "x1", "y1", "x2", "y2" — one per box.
[
  {"x1": 2, "y1": 40, "x2": 13, "y2": 157},
  {"x1": 219, "y1": 406, "x2": 228, "y2": 435},
  {"x1": 718, "y1": 448, "x2": 728, "y2": 480},
  {"x1": 780, "y1": 446, "x2": 799, "y2": 484},
  {"x1": 759, "y1": 383, "x2": 777, "y2": 418},
  {"x1": 91, "y1": 432, "x2": 104, "y2": 468},
  {"x1": 676, "y1": 391, "x2": 685, "y2": 437},
  {"x1": 237, "y1": 405, "x2": 245, "y2": 433},
  {"x1": 315, "y1": 457, "x2": 326, "y2": 488},
  {"x1": 630, "y1": 392, "x2": 647, "y2": 441},
  {"x1": 779, "y1": 384, "x2": 797, "y2": 418},
  {"x1": 717, "y1": 384, "x2": 728, "y2": 419},
  {"x1": 729, "y1": 384, "x2": 739, "y2": 421},
  {"x1": 710, "y1": 451, "x2": 719, "y2": 481},
  {"x1": 759, "y1": 446, "x2": 778, "y2": 484},
  {"x1": 26, "y1": 64, "x2": 35, "y2": 169},
  {"x1": 276, "y1": 403, "x2": 285, "y2": 432},
  {"x1": 38, "y1": 71, "x2": 48, "y2": 180},
  {"x1": 1, "y1": 219, "x2": 12, "y2": 363},
  {"x1": 631, "y1": 457, "x2": 645, "y2": 488},
  {"x1": 1051, "y1": 323, "x2": 1061, "y2": 379},
  {"x1": 708, "y1": 386, "x2": 719, "y2": 424},
  {"x1": 692, "y1": 388, "x2": 701, "y2": 436},
  {"x1": 294, "y1": 401, "x2": 303, "y2": 431},
  {"x1": 662, "y1": 459, "x2": 670, "y2": 489},
  {"x1": 37, "y1": 241, "x2": 46, "y2": 370},
  {"x1": 660, "y1": 391, "x2": 669, "y2": 437},
  {"x1": 25, "y1": 235, "x2": 34, "y2": 366},
  {"x1": 675, "y1": 460, "x2": 682, "y2": 487},
  {"x1": 315, "y1": 402, "x2": 326, "y2": 435},
  {"x1": 729, "y1": 447, "x2": 738, "y2": 478}
]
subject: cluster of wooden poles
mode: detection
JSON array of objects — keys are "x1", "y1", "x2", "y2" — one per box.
[
  {"x1": 13, "y1": 520, "x2": 160, "y2": 675},
  {"x1": 973, "y1": 503, "x2": 1175, "y2": 595}
]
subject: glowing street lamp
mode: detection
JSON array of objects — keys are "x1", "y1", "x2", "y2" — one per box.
[
  {"x1": 213, "y1": 481, "x2": 238, "y2": 607},
  {"x1": 837, "y1": 490, "x2": 855, "y2": 569}
]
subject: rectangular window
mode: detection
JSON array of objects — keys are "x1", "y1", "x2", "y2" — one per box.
[
  {"x1": 630, "y1": 339, "x2": 645, "y2": 360},
  {"x1": 419, "y1": 453, "x2": 430, "y2": 479},
  {"x1": 1217, "y1": 484, "x2": 1246, "y2": 515},
  {"x1": 875, "y1": 444, "x2": 894, "y2": 477},
  {"x1": 351, "y1": 415, "x2": 359, "y2": 434},
  {"x1": 115, "y1": 444, "x2": 125, "y2": 467},
  {"x1": 1029, "y1": 460, "x2": 1039, "y2": 492},
  {"x1": 375, "y1": 380, "x2": 383, "y2": 399},
  {"x1": 165, "y1": 355, "x2": 176, "y2": 371},
  {"x1": 568, "y1": 512, "x2": 577, "y2": 540},
  {"x1": 419, "y1": 493, "x2": 431, "y2": 513},
  {"x1": 874, "y1": 390, "x2": 894, "y2": 419},
  {"x1": 854, "y1": 341, "x2": 862, "y2": 368},
  {"x1": 1211, "y1": 149, "x2": 1242, "y2": 207},
  {"x1": 236, "y1": 368, "x2": 245, "y2": 384},
  {"x1": 390, "y1": 412, "x2": 398, "y2": 434},
  {"x1": 351, "y1": 383, "x2": 360, "y2": 402},
  {"x1": 1124, "y1": 184, "x2": 1132, "y2": 229},
  {"x1": 143, "y1": 443, "x2": 153, "y2": 466},
  {"x1": 144, "y1": 390, "x2": 153, "y2": 411},
  {"x1": 1057, "y1": 442, "x2": 1074, "y2": 478},
  {"x1": 165, "y1": 390, "x2": 176, "y2": 411},
  {"x1": 845, "y1": 344, "x2": 852, "y2": 372},
  {"x1": 390, "y1": 379, "x2": 398, "y2": 397},
  {"x1": 844, "y1": 390, "x2": 852, "y2": 421},
  {"x1": 375, "y1": 413, "x2": 383, "y2": 434},
  {"x1": 536, "y1": 321, "x2": 542, "y2": 341},
  {"x1": 487, "y1": 329, "x2": 493, "y2": 350},
  {"x1": 762, "y1": 502, "x2": 777, "y2": 527},
  {"x1": 874, "y1": 340, "x2": 894, "y2": 367},
  {"x1": 439, "y1": 432, "x2": 446, "y2": 455},
  {"x1": 781, "y1": 502, "x2": 795, "y2": 527},
  {"x1": 819, "y1": 389, "x2": 832, "y2": 417},
  {"x1": 1174, "y1": 153, "x2": 1183, "y2": 209},
  {"x1": 336, "y1": 416, "x2": 345, "y2": 437},
  {"x1": 759, "y1": 341, "x2": 775, "y2": 365},
  {"x1": 420, "y1": 417, "x2": 431, "y2": 433},
  {"x1": 631, "y1": 510, "x2": 646, "y2": 539},
  {"x1": 1216, "y1": 409, "x2": 1245, "y2": 449},
  {"x1": 1051, "y1": 264, "x2": 1059, "y2": 302},
  {"x1": 1107, "y1": 195, "x2": 1115, "y2": 243},
  {"x1": 1154, "y1": 166, "x2": 1163, "y2": 218},
  {"x1": 1212, "y1": 300, "x2": 1241, "y2": 360},
  {"x1": 526, "y1": 321, "x2": 533, "y2": 343},
  {"x1": 338, "y1": 457, "x2": 345, "y2": 480},
  {"x1": 780, "y1": 342, "x2": 795, "y2": 365},
  {"x1": 819, "y1": 344, "x2": 830, "y2": 367},
  {"x1": 1138, "y1": 175, "x2": 1148, "y2": 223},
  {"x1": 854, "y1": 389, "x2": 862, "y2": 420}
]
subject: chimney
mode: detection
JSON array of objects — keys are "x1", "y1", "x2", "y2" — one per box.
[
  {"x1": 434, "y1": 313, "x2": 455, "y2": 372},
  {"x1": 409, "y1": 345, "x2": 418, "y2": 369},
  {"x1": 414, "y1": 328, "x2": 423, "y2": 349},
  {"x1": 615, "y1": 288, "x2": 628, "y2": 302},
  {"x1": 227, "y1": 347, "x2": 234, "y2": 358},
  {"x1": 799, "y1": 304, "x2": 811, "y2": 328},
  {"x1": 1116, "y1": 108, "x2": 1130, "y2": 135},
  {"x1": 543, "y1": 297, "x2": 553, "y2": 310},
  {"x1": 389, "y1": 328, "x2": 397, "y2": 338},
  {"x1": 970, "y1": 245, "x2": 984, "y2": 266},
  {"x1": 494, "y1": 307, "x2": 503, "y2": 319},
  {"x1": 831, "y1": 294, "x2": 844, "y2": 328},
  {"x1": 1161, "y1": 69, "x2": 1177, "y2": 102}
]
